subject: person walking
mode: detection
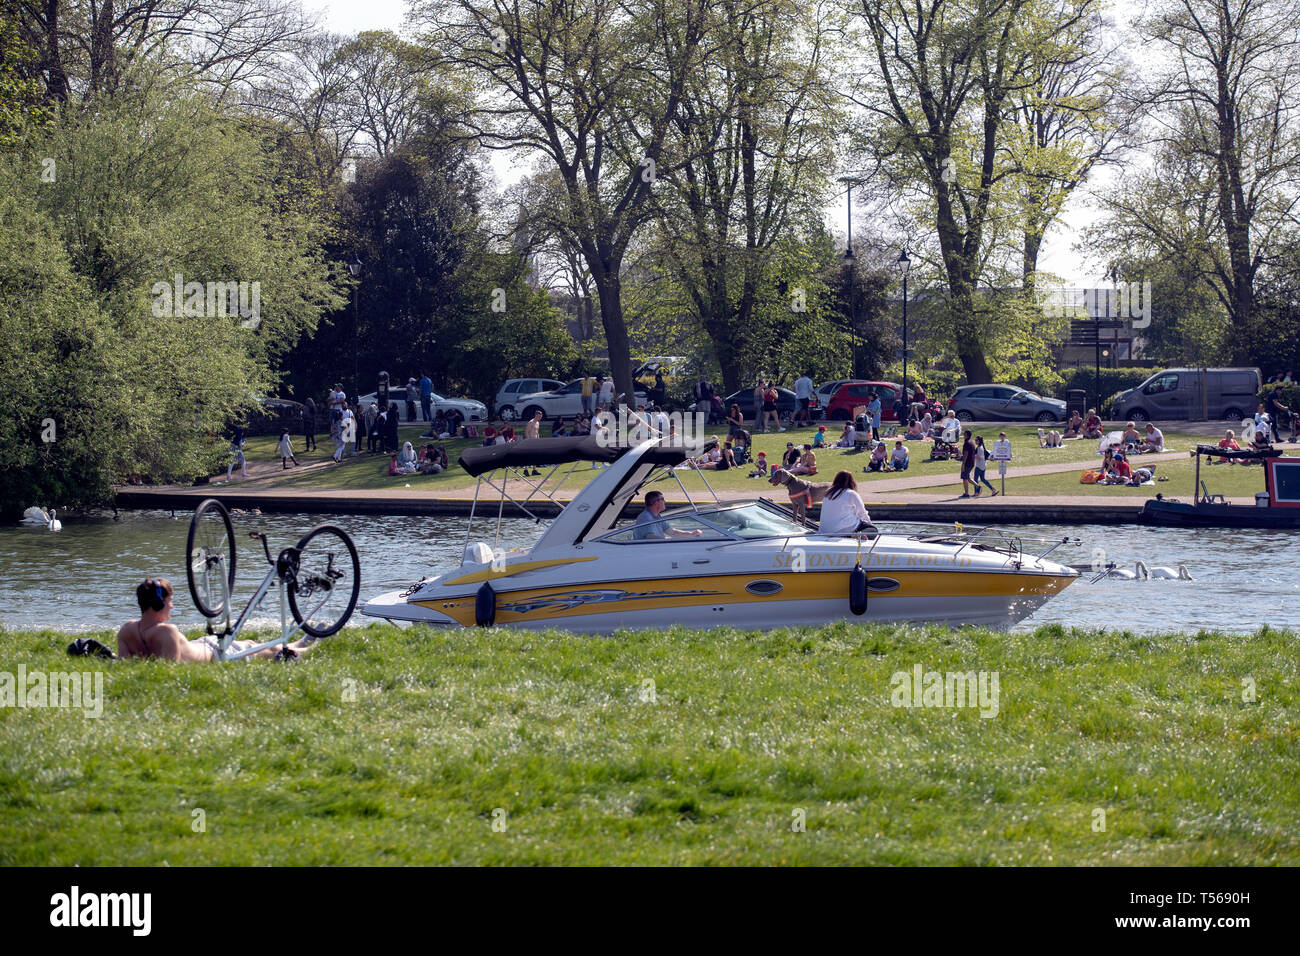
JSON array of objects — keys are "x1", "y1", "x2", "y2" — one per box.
[
  {"x1": 302, "y1": 396, "x2": 317, "y2": 452},
  {"x1": 959, "y1": 429, "x2": 976, "y2": 497},
  {"x1": 278, "y1": 428, "x2": 300, "y2": 468},
  {"x1": 972, "y1": 435, "x2": 997, "y2": 496},
  {"x1": 793, "y1": 371, "x2": 814, "y2": 426},
  {"x1": 226, "y1": 427, "x2": 247, "y2": 481},
  {"x1": 1267, "y1": 386, "x2": 1289, "y2": 443}
]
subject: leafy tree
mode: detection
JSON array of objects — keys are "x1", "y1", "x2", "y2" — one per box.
[
  {"x1": 417, "y1": 0, "x2": 712, "y2": 404},
  {"x1": 0, "y1": 75, "x2": 341, "y2": 516}
]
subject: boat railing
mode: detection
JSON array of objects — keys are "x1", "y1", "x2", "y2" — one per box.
[{"x1": 870, "y1": 521, "x2": 1080, "y2": 567}]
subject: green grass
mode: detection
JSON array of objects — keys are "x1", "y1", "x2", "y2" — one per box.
[
  {"x1": 230, "y1": 425, "x2": 1216, "y2": 497},
  {"x1": 3, "y1": 622, "x2": 1297, "y2": 865},
  {"x1": 926, "y1": 455, "x2": 1270, "y2": 498}
]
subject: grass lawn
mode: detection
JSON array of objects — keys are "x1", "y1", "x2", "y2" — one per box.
[
  {"x1": 3, "y1": 622, "x2": 1297, "y2": 865},
  {"x1": 924, "y1": 455, "x2": 1270, "y2": 498},
  {"x1": 229, "y1": 425, "x2": 1218, "y2": 498}
]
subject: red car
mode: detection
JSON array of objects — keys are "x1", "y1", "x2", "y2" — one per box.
[{"x1": 823, "y1": 381, "x2": 903, "y2": 421}]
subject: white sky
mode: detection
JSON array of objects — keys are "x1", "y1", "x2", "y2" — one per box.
[{"x1": 306, "y1": 0, "x2": 1146, "y2": 286}]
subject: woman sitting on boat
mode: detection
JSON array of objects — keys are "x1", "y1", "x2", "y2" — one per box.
[{"x1": 818, "y1": 471, "x2": 872, "y2": 534}]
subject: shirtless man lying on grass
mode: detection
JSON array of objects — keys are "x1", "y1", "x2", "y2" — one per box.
[{"x1": 116, "y1": 578, "x2": 317, "y2": 662}]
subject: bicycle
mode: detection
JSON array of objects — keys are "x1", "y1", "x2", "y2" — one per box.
[{"x1": 185, "y1": 499, "x2": 361, "y2": 661}]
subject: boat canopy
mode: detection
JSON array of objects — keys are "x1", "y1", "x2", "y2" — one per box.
[
  {"x1": 458, "y1": 435, "x2": 700, "y2": 477},
  {"x1": 1191, "y1": 443, "x2": 1281, "y2": 461}
]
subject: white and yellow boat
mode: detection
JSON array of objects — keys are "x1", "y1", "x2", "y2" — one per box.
[{"x1": 362, "y1": 437, "x2": 1079, "y2": 632}]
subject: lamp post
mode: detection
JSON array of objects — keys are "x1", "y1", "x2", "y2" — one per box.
[
  {"x1": 897, "y1": 248, "x2": 912, "y2": 397},
  {"x1": 838, "y1": 176, "x2": 863, "y2": 377},
  {"x1": 349, "y1": 258, "x2": 362, "y2": 403}
]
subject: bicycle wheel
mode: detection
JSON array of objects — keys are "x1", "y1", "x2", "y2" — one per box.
[
  {"x1": 288, "y1": 524, "x2": 360, "y2": 638},
  {"x1": 186, "y1": 498, "x2": 236, "y2": 618}
]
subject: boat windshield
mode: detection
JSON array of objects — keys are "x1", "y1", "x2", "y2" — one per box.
[{"x1": 691, "y1": 502, "x2": 808, "y2": 539}]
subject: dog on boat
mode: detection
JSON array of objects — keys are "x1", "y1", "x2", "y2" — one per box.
[{"x1": 768, "y1": 467, "x2": 832, "y2": 522}]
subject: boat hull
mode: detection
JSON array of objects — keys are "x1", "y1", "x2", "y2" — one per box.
[
  {"x1": 1140, "y1": 499, "x2": 1300, "y2": 529},
  {"x1": 362, "y1": 567, "x2": 1075, "y2": 633}
]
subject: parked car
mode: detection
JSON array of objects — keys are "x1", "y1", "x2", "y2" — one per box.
[
  {"x1": 356, "y1": 388, "x2": 488, "y2": 422},
  {"x1": 948, "y1": 385, "x2": 1066, "y2": 423},
  {"x1": 823, "y1": 381, "x2": 903, "y2": 421},
  {"x1": 494, "y1": 378, "x2": 566, "y2": 420},
  {"x1": 1110, "y1": 367, "x2": 1261, "y2": 422},
  {"x1": 516, "y1": 380, "x2": 649, "y2": 421},
  {"x1": 693, "y1": 387, "x2": 804, "y2": 425}
]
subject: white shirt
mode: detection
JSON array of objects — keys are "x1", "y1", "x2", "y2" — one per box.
[
  {"x1": 794, "y1": 376, "x2": 813, "y2": 399},
  {"x1": 653, "y1": 411, "x2": 670, "y2": 435},
  {"x1": 818, "y1": 488, "x2": 869, "y2": 534},
  {"x1": 1145, "y1": 426, "x2": 1164, "y2": 447},
  {"x1": 599, "y1": 381, "x2": 614, "y2": 402}
]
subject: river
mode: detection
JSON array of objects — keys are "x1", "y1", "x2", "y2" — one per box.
[{"x1": 1, "y1": 510, "x2": 1296, "y2": 635}]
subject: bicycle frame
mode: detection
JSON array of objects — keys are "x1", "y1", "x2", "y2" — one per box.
[{"x1": 200, "y1": 551, "x2": 311, "y2": 661}]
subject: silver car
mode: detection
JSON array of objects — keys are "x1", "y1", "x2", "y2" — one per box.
[{"x1": 949, "y1": 385, "x2": 1066, "y2": 423}]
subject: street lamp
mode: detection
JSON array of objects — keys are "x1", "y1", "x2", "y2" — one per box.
[
  {"x1": 349, "y1": 257, "x2": 362, "y2": 403},
  {"x1": 838, "y1": 176, "x2": 865, "y2": 378},
  {"x1": 896, "y1": 248, "x2": 912, "y2": 399}
]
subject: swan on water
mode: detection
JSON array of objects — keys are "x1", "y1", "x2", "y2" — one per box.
[
  {"x1": 20, "y1": 506, "x2": 61, "y2": 531},
  {"x1": 1138, "y1": 560, "x2": 1193, "y2": 580}
]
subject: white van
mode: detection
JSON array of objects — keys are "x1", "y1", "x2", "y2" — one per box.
[{"x1": 1111, "y1": 368, "x2": 1261, "y2": 421}]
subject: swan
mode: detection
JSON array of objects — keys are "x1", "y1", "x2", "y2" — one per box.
[
  {"x1": 1142, "y1": 561, "x2": 1192, "y2": 580},
  {"x1": 1107, "y1": 563, "x2": 1143, "y2": 580},
  {"x1": 20, "y1": 506, "x2": 61, "y2": 530}
]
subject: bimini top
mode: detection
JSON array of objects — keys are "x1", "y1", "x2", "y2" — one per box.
[
  {"x1": 458, "y1": 435, "x2": 701, "y2": 477},
  {"x1": 1192, "y1": 443, "x2": 1282, "y2": 460}
]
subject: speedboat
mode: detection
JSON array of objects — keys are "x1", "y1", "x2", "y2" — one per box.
[{"x1": 362, "y1": 437, "x2": 1081, "y2": 632}]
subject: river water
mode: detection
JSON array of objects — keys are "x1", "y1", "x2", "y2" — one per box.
[{"x1": 1, "y1": 510, "x2": 1296, "y2": 635}]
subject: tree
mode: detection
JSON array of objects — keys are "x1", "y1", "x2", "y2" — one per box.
[
  {"x1": 1105, "y1": 0, "x2": 1300, "y2": 365},
  {"x1": 649, "y1": 0, "x2": 841, "y2": 393},
  {"x1": 415, "y1": 0, "x2": 711, "y2": 403},
  {"x1": 0, "y1": 74, "x2": 341, "y2": 515}
]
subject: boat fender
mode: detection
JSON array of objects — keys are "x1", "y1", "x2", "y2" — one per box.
[
  {"x1": 849, "y1": 562, "x2": 868, "y2": 616},
  {"x1": 475, "y1": 581, "x2": 496, "y2": 627}
]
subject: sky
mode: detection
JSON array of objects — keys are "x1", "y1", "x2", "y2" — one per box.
[{"x1": 304, "y1": 0, "x2": 1141, "y2": 286}]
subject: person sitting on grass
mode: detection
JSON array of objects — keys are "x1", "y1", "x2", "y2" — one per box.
[
  {"x1": 891, "y1": 440, "x2": 910, "y2": 471},
  {"x1": 791, "y1": 444, "x2": 818, "y2": 475},
  {"x1": 812, "y1": 425, "x2": 827, "y2": 448},
  {"x1": 396, "y1": 441, "x2": 419, "y2": 474},
  {"x1": 1104, "y1": 451, "x2": 1133, "y2": 484},
  {"x1": 1121, "y1": 421, "x2": 1142, "y2": 451},
  {"x1": 696, "y1": 440, "x2": 736, "y2": 471},
  {"x1": 1217, "y1": 429, "x2": 1240, "y2": 464},
  {"x1": 748, "y1": 451, "x2": 769, "y2": 478},
  {"x1": 866, "y1": 440, "x2": 889, "y2": 472},
  {"x1": 905, "y1": 418, "x2": 924, "y2": 440},
  {"x1": 1040, "y1": 428, "x2": 1063, "y2": 448},
  {"x1": 1139, "y1": 422, "x2": 1164, "y2": 453},
  {"x1": 1083, "y1": 409, "x2": 1103, "y2": 440},
  {"x1": 1062, "y1": 411, "x2": 1083, "y2": 439},
  {"x1": 419, "y1": 444, "x2": 447, "y2": 474},
  {"x1": 920, "y1": 412, "x2": 935, "y2": 438},
  {"x1": 836, "y1": 423, "x2": 856, "y2": 448},
  {"x1": 117, "y1": 579, "x2": 317, "y2": 662},
  {"x1": 1252, "y1": 423, "x2": 1272, "y2": 451},
  {"x1": 388, "y1": 453, "x2": 401, "y2": 476}
]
